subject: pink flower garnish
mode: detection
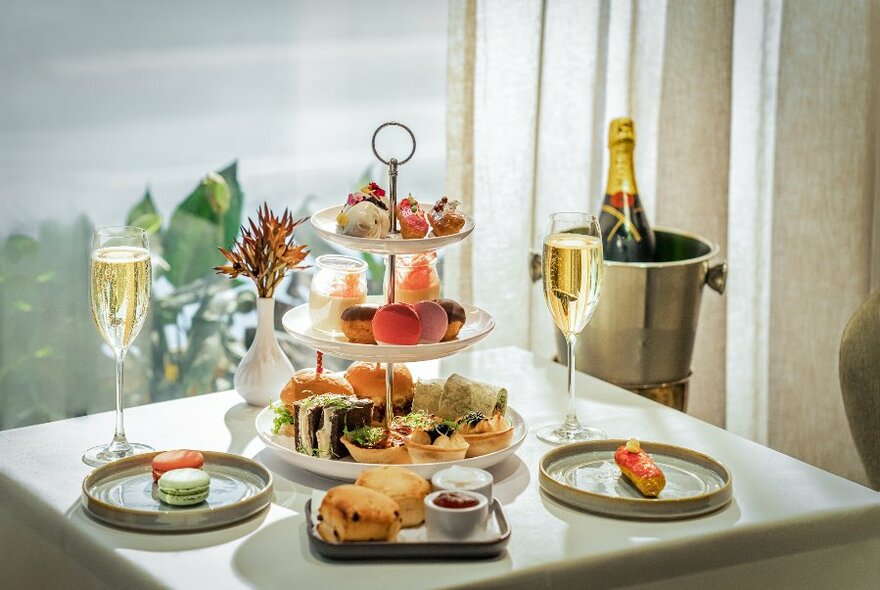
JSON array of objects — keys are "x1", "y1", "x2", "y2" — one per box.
[
  {"x1": 368, "y1": 182, "x2": 386, "y2": 197},
  {"x1": 347, "y1": 192, "x2": 365, "y2": 207}
]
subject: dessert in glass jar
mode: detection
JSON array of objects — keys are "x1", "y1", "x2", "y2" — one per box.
[
  {"x1": 392, "y1": 252, "x2": 440, "y2": 303},
  {"x1": 309, "y1": 255, "x2": 368, "y2": 335}
]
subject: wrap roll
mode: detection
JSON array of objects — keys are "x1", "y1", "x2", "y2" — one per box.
[{"x1": 412, "y1": 374, "x2": 508, "y2": 421}]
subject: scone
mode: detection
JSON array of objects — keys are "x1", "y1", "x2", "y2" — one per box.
[
  {"x1": 355, "y1": 466, "x2": 431, "y2": 527},
  {"x1": 317, "y1": 485, "x2": 402, "y2": 543}
]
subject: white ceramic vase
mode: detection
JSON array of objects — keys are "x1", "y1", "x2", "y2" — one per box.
[{"x1": 234, "y1": 297, "x2": 294, "y2": 407}]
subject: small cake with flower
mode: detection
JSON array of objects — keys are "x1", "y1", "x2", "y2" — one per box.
[
  {"x1": 336, "y1": 182, "x2": 391, "y2": 238},
  {"x1": 397, "y1": 195, "x2": 430, "y2": 239},
  {"x1": 429, "y1": 197, "x2": 466, "y2": 236}
]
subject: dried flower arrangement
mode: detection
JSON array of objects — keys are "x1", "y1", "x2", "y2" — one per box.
[{"x1": 215, "y1": 203, "x2": 310, "y2": 298}]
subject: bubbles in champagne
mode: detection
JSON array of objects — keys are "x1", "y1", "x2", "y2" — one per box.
[
  {"x1": 89, "y1": 246, "x2": 152, "y2": 350},
  {"x1": 542, "y1": 233, "x2": 603, "y2": 335}
]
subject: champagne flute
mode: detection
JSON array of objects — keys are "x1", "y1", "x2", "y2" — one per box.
[
  {"x1": 82, "y1": 226, "x2": 154, "y2": 466},
  {"x1": 538, "y1": 212, "x2": 606, "y2": 444}
]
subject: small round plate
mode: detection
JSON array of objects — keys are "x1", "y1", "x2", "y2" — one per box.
[
  {"x1": 539, "y1": 440, "x2": 732, "y2": 520},
  {"x1": 256, "y1": 406, "x2": 528, "y2": 481},
  {"x1": 310, "y1": 202, "x2": 474, "y2": 255},
  {"x1": 281, "y1": 297, "x2": 495, "y2": 363},
  {"x1": 81, "y1": 451, "x2": 273, "y2": 532}
]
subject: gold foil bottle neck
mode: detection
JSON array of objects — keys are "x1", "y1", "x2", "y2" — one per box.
[
  {"x1": 608, "y1": 117, "x2": 635, "y2": 148},
  {"x1": 605, "y1": 117, "x2": 638, "y2": 195}
]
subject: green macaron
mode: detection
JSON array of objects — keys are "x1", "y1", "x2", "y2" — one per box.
[{"x1": 157, "y1": 468, "x2": 210, "y2": 506}]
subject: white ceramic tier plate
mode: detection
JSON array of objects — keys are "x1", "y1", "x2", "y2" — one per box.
[
  {"x1": 81, "y1": 451, "x2": 273, "y2": 532},
  {"x1": 539, "y1": 440, "x2": 733, "y2": 520},
  {"x1": 281, "y1": 297, "x2": 495, "y2": 362},
  {"x1": 256, "y1": 406, "x2": 528, "y2": 481},
  {"x1": 310, "y1": 202, "x2": 474, "y2": 255}
]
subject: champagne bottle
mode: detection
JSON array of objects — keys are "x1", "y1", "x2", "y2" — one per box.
[{"x1": 598, "y1": 117, "x2": 656, "y2": 262}]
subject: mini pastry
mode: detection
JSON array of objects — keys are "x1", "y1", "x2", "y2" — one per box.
[
  {"x1": 279, "y1": 368, "x2": 354, "y2": 406},
  {"x1": 397, "y1": 195, "x2": 430, "y2": 239},
  {"x1": 344, "y1": 362, "x2": 414, "y2": 421},
  {"x1": 372, "y1": 303, "x2": 421, "y2": 345},
  {"x1": 413, "y1": 300, "x2": 449, "y2": 344},
  {"x1": 341, "y1": 426, "x2": 411, "y2": 464},
  {"x1": 404, "y1": 422, "x2": 469, "y2": 463},
  {"x1": 336, "y1": 183, "x2": 391, "y2": 239},
  {"x1": 614, "y1": 438, "x2": 666, "y2": 498},
  {"x1": 355, "y1": 466, "x2": 431, "y2": 528},
  {"x1": 457, "y1": 411, "x2": 514, "y2": 457},
  {"x1": 157, "y1": 468, "x2": 211, "y2": 506},
  {"x1": 151, "y1": 449, "x2": 204, "y2": 482},
  {"x1": 340, "y1": 304, "x2": 379, "y2": 344},
  {"x1": 428, "y1": 197, "x2": 466, "y2": 236},
  {"x1": 435, "y1": 298, "x2": 466, "y2": 341},
  {"x1": 318, "y1": 484, "x2": 403, "y2": 543}
]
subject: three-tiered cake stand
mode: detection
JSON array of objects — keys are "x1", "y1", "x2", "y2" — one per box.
[{"x1": 257, "y1": 122, "x2": 526, "y2": 480}]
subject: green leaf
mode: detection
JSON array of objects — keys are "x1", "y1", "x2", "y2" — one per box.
[
  {"x1": 162, "y1": 164, "x2": 242, "y2": 288},
  {"x1": 217, "y1": 161, "x2": 243, "y2": 250},
  {"x1": 126, "y1": 190, "x2": 162, "y2": 235}
]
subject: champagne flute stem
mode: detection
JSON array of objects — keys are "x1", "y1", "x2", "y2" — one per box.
[
  {"x1": 108, "y1": 348, "x2": 130, "y2": 454},
  {"x1": 563, "y1": 333, "x2": 581, "y2": 433}
]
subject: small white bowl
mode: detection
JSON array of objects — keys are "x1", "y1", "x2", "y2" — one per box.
[
  {"x1": 431, "y1": 465, "x2": 494, "y2": 501},
  {"x1": 424, "y1": 490, "x2": 489, "y2": 541}
]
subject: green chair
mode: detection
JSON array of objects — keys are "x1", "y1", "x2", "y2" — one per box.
[{"x1": 839, "y1": 289, "x2": 880, "y2": 491}]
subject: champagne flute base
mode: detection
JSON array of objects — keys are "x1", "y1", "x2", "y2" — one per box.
[
  {"x1": 536, "y1": 424, "x2": 606, "y2": 446},
  {"x1": 82, "y1": 442, "x2": 154, "y2": 467}
]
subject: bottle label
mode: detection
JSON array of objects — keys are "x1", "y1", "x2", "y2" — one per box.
[
  {"x1": 608, "y1": 191, "x2": 635, "y2": 209},
  {"x1": 601, "y1": 196, "x2": 644, "y2": 243}
]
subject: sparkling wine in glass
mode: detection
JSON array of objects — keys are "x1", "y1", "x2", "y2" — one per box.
[
  {"x1": 538, "y1": 212, "x2": 606, "y2": 445},
  {"x1": 82, "y1": 226, "x2": 154, "y2": 466}
]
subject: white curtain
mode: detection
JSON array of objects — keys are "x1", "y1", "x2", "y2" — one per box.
[{"x1": 447, "y1": 0, "x2": 879, "y2": 485}]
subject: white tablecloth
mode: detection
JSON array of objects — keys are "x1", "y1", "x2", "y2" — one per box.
[{"x1": 1, "y1": 347, "x2": 878, "y2": 589}]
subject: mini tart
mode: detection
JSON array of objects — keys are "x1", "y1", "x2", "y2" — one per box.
[
  {"x1": 341, "y1": 438, "x2": 411, "y2": 465},
  {"x1": 458, "y1": 413, "x2": 514, "y2": 458},
  {"x1": 460, "y1": 427, "x2": 514, "y2": 458},
  {"x1": 404, "y1": 430, "x2": 469, "y2": 464}
]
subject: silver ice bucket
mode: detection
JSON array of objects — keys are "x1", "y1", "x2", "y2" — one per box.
[{"x1": 545, "y1": 227, "x2": 727, "y2": 404}]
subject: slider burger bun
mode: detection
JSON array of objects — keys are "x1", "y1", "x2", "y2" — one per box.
[
  {"x1": 344, "y1": 362, "x2": 414, "y2": 414},
  {"x1": 280, "y1": 368, "x2": 354, "y2": 405},
  {"x1": 355, "y1": 467, "x2": 431, "y2": 528}
]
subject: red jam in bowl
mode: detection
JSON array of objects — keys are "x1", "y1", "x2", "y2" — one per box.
[{"x1": 433, "y1": 491, "x2": 479, "y2": 509}]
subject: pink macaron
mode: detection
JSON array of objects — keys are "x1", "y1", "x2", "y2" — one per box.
[
  {"x1": 414, "y1": 300, "x2": 449, "y2": 344},
  {"x1": 372, "y1": 303, "x2": 421, "y2": 345}
]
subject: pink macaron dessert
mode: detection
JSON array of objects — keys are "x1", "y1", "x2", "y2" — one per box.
[
  {"x1": 372, "y1": 303, "x2": 421, "y2": 345},
  {"x1": 414, "y1": 300, "x2": 449, "y2": 344}
]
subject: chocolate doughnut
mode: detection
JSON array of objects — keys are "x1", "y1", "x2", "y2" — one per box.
[
  {"x1": 341, "y1": 304, "x2": 380, "y2": 344},
  {"x1": 435, "y1": 298, "x2": 466, "y2": 341}
]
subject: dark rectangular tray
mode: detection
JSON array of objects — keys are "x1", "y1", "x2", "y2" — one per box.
[{"x1": 305, "y1": 498, "x2": 511, "y2": 560}]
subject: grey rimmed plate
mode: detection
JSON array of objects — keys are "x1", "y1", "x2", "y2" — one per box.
[
  {"x1": 539, "y1": 440, "x2": 732, "y2": 520},
  {"x1": 81, "y1": 451, "x2": 273, "y2": 532}
]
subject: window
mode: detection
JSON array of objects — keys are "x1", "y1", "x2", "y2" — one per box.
[{"x1": 0, "y1": 0, "x2": 448, "y2": 429}]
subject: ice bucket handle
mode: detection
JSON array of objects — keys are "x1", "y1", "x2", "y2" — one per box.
[{"x1": 706, "y1": 262, "x2": 727, "y2": 295}]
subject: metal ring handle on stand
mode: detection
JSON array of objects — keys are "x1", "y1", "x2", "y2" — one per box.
[
  {"x1": 371, "y1": 122, "x2": 417, "y2": 166},
  {"x1": 371, "y1": 122, "x2": 417, "y2": 430}
]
